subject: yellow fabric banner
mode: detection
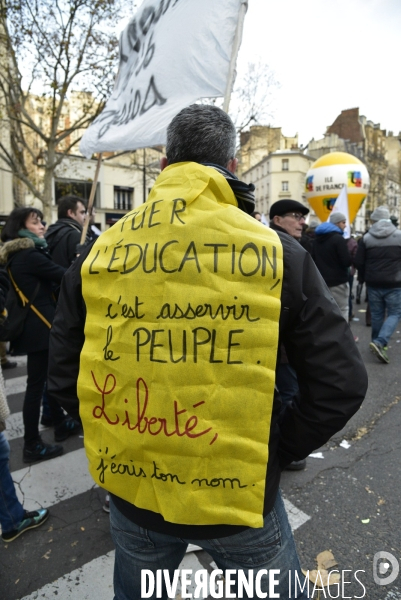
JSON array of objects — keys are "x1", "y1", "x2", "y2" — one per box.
[{"x1": 79, "y1": 163, "x2": 283, "y2": 528}]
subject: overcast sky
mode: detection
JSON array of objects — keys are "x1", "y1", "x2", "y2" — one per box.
[
  {"x1": 236, "y1": 0, "x2": 401, "y2": 145},
  {"x1": 122, "y1": 0, "x2": 400, "y2": 147}
]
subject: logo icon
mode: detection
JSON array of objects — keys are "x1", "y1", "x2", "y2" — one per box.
[
  {"x1": 348, "y1": 171, "x2": 362, "y2": 187},
  {"x1": 323, "y1": 197, "x2": 337, "y2": 211},
  {"x1": 306, "y1": 176, "x2": 314, "y2": 192},
  {"x1": 373, "y1": 552, "x2": 399, "y2": 585}
]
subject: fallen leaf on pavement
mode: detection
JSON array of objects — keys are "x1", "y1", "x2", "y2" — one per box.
[
  {"x1": 353, "y1": 427, "x2": 368, "y2": 440},
  {"x1": 302, "y1": 550, "x2": 341, "y2": 593},
  {"x1": 317, "y1": 551, "x2": 338, "y2": 571}
]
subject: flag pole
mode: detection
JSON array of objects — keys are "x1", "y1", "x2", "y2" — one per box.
[
  {"x1": 80, "y1": 153, "x2": 103, "y2": 245},
  {"x1": 222, "y1": 0, "x2": 248, "y2": 114}
]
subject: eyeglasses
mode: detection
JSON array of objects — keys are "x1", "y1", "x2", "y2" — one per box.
[{"x1": 282, "y1": 212, "x2": 306, "y2": 221}]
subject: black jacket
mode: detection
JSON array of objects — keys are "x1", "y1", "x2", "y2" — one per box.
[
  {"x1": 48, "y1": 228, "x2": 367, "y2": 540},
  {"x1": 0, "y1": 267, "x2": 10, "y2": 313},
  {"x1": 355, "y1": 220, "x2": 401, "y2": 288},
  {"x1": 0, "y1": 238, "x2": 66, "y2": 354},
  {"x1": 312, "y1": 223, "x2": 351, "y2": 287},
  {"x1": 45, "y1": 218, "x2": 83, "y2": 269}
]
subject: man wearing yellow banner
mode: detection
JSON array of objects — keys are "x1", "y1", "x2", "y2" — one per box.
[{"x1": 48, "y1": 105, "x2": 367, "y2": 599}]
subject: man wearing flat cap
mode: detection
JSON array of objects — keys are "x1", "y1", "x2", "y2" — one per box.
[
  {"x1": 312, "y1": 211, "x2": 352, "y2": 321},
  {"x1": 269, "y1": 199, "x2": 310, "y2": 471},
  {"x1": 269, "y1": 199, "x2": 310, "y2": 241}
]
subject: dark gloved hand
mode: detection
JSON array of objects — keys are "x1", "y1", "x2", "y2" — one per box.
[{"x1": 75, "y1": 243, "x2": 88, "y2": 258}]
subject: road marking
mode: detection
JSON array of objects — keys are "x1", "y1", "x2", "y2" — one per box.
[
  {"x1": 5, "y1": 364, "x2": 311, "y2": 600},
  {"x1": 384, "y1": 589, "x2": 401, "y2": 600},
  {"x1": 5, "y1": 374, "x2": 27, "y2": 396},
  {"x1": 175, "y1": 552, "x2": 213, "y2": 599},
  {"x1": 19, "y1": 549, "x2": 211, "y2": 600},
  {"x1": 11, "y1": 457, "x2": 310, "y2": 600},
  {"x1": 284, "y1": 498, "x2": 311, "y2": 530},
  {"x1": 20, "y1": 551, "x2": 115, "y2": 600},
  {"x1": 3, "y1": 355, "x2": 27, "y2": 367},
  {"x1": 4, "y1": 410, "x2": 47, "y2": 441},
  {"x1": 12, "y1": 448, "x2": 94, "y2": 511},
  {"x1": 12, "y1": 443, "x2": 310, "y2": 532},
  {"x1": 4, "y1": 411, "x2": 26, "y2": 440}
]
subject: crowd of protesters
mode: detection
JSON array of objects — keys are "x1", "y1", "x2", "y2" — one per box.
[
  {"x1": 253, "y1": 202, "x2": 401, "y2": 363},
  {"x1": 0, "y1": 107, "x2": 398, "y2": 600}
]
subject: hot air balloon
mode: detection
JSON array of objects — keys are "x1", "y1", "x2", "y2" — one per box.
[{"x1": 305, "y1": 152, "x2": 370, "y2": 223}]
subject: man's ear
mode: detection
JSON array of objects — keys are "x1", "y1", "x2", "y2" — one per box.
[
  {"x1": 66, "y1": 208, "x2": 75, "y2": 219},
  {"x1": 160, "y1": 157, "x2": 168, "y2": 171},
  {"x1": 272, "y1": 215, "x2": 281, "y2": 226},
  {"x1": 227, "y1": 158, "x2": 238, "y2": 174}
]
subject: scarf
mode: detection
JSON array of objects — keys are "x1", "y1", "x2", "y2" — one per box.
[
  {"x1": 18, "y1": 229, "x2": 48, "y2": 248},
  {"x1": 201, "y1": 163, "x2": 256, "y2": 215}
]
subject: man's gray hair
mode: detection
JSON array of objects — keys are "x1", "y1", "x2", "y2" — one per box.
[{"x1": 166, "y1": 104, "x2": 237, "y2": 167}]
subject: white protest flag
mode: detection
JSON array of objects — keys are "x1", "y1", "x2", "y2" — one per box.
[
  {"x1": 328, "y1": 184, "x2": 351, "y2": 239},
  {"x1": 80, "y1": 0, "x2": 246, "y2": 158}
]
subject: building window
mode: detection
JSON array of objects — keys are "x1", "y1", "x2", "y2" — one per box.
[
  {"x1": 114, "y1": 186, "x2": 133, "y2": 211},
  {"x1": 282, "y1": 159, "x2": 289, "y2": 171},
  {"x1": 282, "y1": 181, "x2": 289, "y2": 191},
  {"x1": 55, "y1": 179, "x2": 100, "y2": 206}
]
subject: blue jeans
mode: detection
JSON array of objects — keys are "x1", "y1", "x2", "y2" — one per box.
[
  {"x1": 367, "y1": 287, "x2": 401, "y2": 346},
  {"x1": 110, "y1": 491, "x2": 309, "y2": 600},
  {"x1": 0, "y1": 431, "x2": 24, "y2": 533}
]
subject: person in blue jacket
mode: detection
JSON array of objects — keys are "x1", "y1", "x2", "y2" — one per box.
[{"x1": 312, "y1": 211, "x2": 352, "y2": 321}]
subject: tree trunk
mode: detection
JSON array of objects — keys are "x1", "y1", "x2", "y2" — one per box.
[{"x1": 42, "y1": 145, "x2": 56, "y2": 223}]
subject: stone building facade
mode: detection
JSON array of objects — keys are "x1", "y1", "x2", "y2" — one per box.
[
  {"x1": 241, "y1": 150, "x2": 315, "y2": 220},
  {"x1": 238, "y1": 125, "x2": 299, "y2": 176}
]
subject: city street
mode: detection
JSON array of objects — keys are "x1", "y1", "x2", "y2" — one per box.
[{"x1": 1, "y1": 300, "x2": 400, "y2": 600}]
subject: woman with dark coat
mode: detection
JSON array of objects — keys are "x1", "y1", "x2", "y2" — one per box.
[{"x1": 0, "y1": 207, "x2": 81, "y2": 462}]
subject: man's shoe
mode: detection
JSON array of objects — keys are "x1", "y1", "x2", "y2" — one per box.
[
  {"x1": 54, "y1": 417, "x2": 82, "y2": 442},
  {"x1": 284, "y1": 459, "x2": 307, "y2": 471},
  {"x1": 23, "y1": 439, "x2": 63, "y2": 463},
  {"x1": 2, "y1": 508, "x2": 49, "y2": 542},
  {"x1": 40, "y1": 415, "x2": 54, "y2": 427},
  {"x1": 370, "y1": 342, "x2": 389, "y2": 364},
  {"x1": 1, "y1": 360, "x2": 17, "y2": 370}
]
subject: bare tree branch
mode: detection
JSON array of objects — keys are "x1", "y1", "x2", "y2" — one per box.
[{"x1": 0, "y1": 0, "x2": 128, "y2": 220}]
